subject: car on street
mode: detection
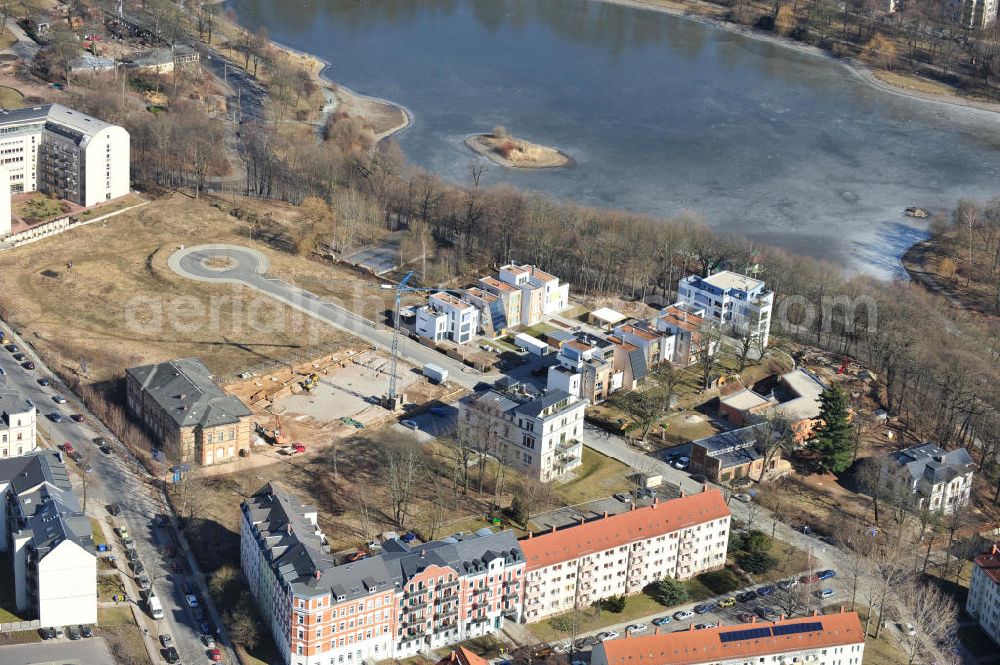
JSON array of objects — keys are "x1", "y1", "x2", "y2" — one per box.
[
  {"x1": 12, "y1": 353, "x2": 25, "y2": 361},
  {"x1": 651, "y1": 616, "x2": 672, "y2": 626},
  {"x1": 552, "y1": 645, "x2": 569, "y2": 654},
  {"x1": 718, "y1": 597, "x2": 736, "y2": 608},
  {"x1": 736, "y1": 591, "x2": 757, "y2": 603},
  {"x1": 734, "y1": 493, "x2": 752, "y2": 503},
  {"x1": 694, "y1": 623, "x2": 716, "y2": 630},
  {"x1": 186, "y1": 594, "x2": 199, "y2": 608},
  {"x1": 778, "y1": 579, "x2": 799, "y2": 590},
  {"x1": 673, "y1": 610, "x2": 695, "y2": 621},
  {"x1": 107, "y1": 503, "x2": 121, "y2": 516},
  {"x1": 754, "y1": 606, "x2": 777, "y2": 620},
  {"x1": 98, "y1": 442, "x2": 112, "y2": 454},
  {"x1": 160, "y1": 634, "x2": 173, "y2": 648},
  {"x1": 817, "y1": 569, "x2": 837, "y2": 580},
  {"x1": 5, "y1": 343, "x2": 19, "y2": 352},
  {"x1": 38, "y1": 627, "x2": 55, "y2": 640},
  {"x1": 80, "y1": 625, "x2": 93, "y2": 638},
  {"x1": 209, "y1": 648, "x2": 222, "y2": 662},
  {"x1": 49, "y1": 413, "x2": 63, "y2": 422},
  {"x1": 574, "y1": 636, "x2": 599, "y2": 649},
  {"x1": 205, "y1": 635, "x2": 216, "y2": 648},
  {"x1": 817, "y1": 588, "x2": 836, "y2": 599},
  {"x1": 200, "y1": 622, "x2": 213, "y2": 636},
  {"x1": 137, "y1": 575, "x2": 150, "y2": 591},
  {"x1": 131, "y1": 560, "x2": 145, "y2": 575},
  {"x1": 182, "y1": 581, "x2": 195, "y2": 595},
  {"x1": 164, "y1": 646, "x2": 180, "y2": 663},
  {"x1": 37, "y1": 378, "x2": 50, "y2": 386},
  {"x1": 756, "y1": 585, "x2": 777, "y2": 596},
  {"x1": 693, "y1": 602, "x2": 716, "y2": 614},
  {"x1": 626, "y1": 623, "x2": 648, "y2": 634},
  {"x1": 66, "y1": 625, "x2": 81, "y2": 640},
  {"x1": 115, "y1": 525, "x2": 129, "y2": 539},
  {"x1": 22, "y1": 361, "x2": 35, "y2": 370},
  {"x1": 70, "y1": 414, "x2": 84, "y2": 422},
  {"x1": 737, "y1": 612, "x2": 756, "y2": 623},
  {"x1": 53, "y1": 626, "x2": 64, "y2": 638},
  {"x1": 613, "y1": 492, "x2": 631, "y2": 502},
  {"x1": 800, "y1": 573, "x2": 821, "y2": 584},
  {"x1": 597, "y1": 631, "x2": 620, "y2": 641},
  {"x1": 53, "y1": 395, "x2": 67, "y2": 404}
]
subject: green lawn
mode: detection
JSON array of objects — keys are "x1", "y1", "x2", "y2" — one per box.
[
  {"x1": 14, "y1": 194, "x2": 68, "y2": 223},
  {"x1": 548, "y1": 449, "x2": 631, "y2": 509},
  {"x1": 90, "y1": 517, "x2": 107, "y2": 547},
  {"x1": 752, "y1": 540, "x2": 812, "y2": 584},
  {"x1": 527, "y1": 593, "x2": 669, "y2": 643},
  {"x1": 683, "y1": 568, "x2": 743, "y2": 600}
]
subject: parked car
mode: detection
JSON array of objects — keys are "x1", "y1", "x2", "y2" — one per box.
[
  {"x1": 205, "y1": 635, "x2": 216, "y2": 648},
  {"x1": 800, "y1": 573, "x2": 821, "y2": 584},
  {"x1": 597, "y1": 630, "x2": 619, "y2": 641},
  {"x1": 817, "y1": 588, "x2": 836, "y2": 599},
  {"x1": 718, "y1": 597, "x2": 736, "y2": 608},
  {"x1": 673, "y1": 610, "x2": 695, "y2": 621},
  {"x1": 53, "y1": 626, "x2": 64, "y2": 638},
  {"x1": 651, "y1": 616, "x2": 672, "y2": 626},
  {"x1": 693, "y1": 623, "x2": 716, "y2": 630},
  {"x1": 66, "y1": 625, "x2": 81, "y2": 640},
  {"x1": 736, "y1": 612, "x2": 756, "y2": 623},
  {"x1": 613, "y1": 492, "x2": 632, "y2": 502},
  {"x1": 53, "y1": 395, "x2": 67, "y2": 404},
  {"x1": 672, "y1": 456, "x2": 690, "y2": 469},
  {"x1": 98, "y1": 443, "x2": 112, "y2": 454},
  {"x1": 778, "y1": 579, "x2": 799, "y2": 590},
  {"x1": 22, "y1": 361, "x2": 35, "y2": 370},
  {"x1": 756, "y1": 585, "x2": 777, "y2": 597},
  {"x1": 107, "y1": 504, "x2": 121, "y2": 516},
  {"x1": 38, "y1": 627, "x2": 55, "y2": 640},
  {"x1": 37, "y1": 378, "x2": 50, "y2": 386},
  {"x1": 164, "y1": 646, "x2": 180, "y2": 663},
  {"x1": 137, "y1": 575, "x2": 150, "y2": 591},
  {"x1": 400, "y1": 419, "x2": 419, "y2": 430},
  {"x1": 12, "y1": 353, "x2": 25, "y2": 361},
  {"x1": 70, "y1": 414, "x2": 84, "y2": 422},
  {"x1": 186, "y1": 594, "x2": 199, "y2": 608},
  {"x1": 209, "y1": 648, "x2": 222, "y2": 662},
  {"x1": 160, "y1": 634, "x2": 173, "y2": 648},
  {"x1": 817, "y1": 569, "x2": 837, "y2": 580},
  {"x1": 80, "y1": 625, "x2": 93, "y2": 638},
  {"x1": 736, "y1": 591, "x2": 757, "y2": 603},
  {"x1": 574, "y1": 636, "x2": 599, "y2": 649},
  {"x1": 4, "y1": 343, "x2": 19, "y2": 352},
  {"x1": 115, "y1": 526, "x2": 129, "y2": 539},
  {"x1": 626, "y1": 623, "x2": 648, "y2": 634},
  {"x1": 199, "y1": 622, "x2": 213, "y2": 636},
  {"x1": 131, "y1": 561, "x2": 145, "y2": 575},
  {"x1": 733, "y1": 493, "x2": 752, "y2": 503}
]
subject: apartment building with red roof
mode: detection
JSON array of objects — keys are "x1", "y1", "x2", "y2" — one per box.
[
  {"x1": 592, "y1": 611, "x2": 865, "y2": 665},
  {"x1": 519, "y1": 489, "x2": 730, "y2": 623},
  {"x1": 967, "y1": 544, "x2": 1000, "y2": 648}
]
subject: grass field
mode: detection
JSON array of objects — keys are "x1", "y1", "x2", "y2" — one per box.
[
  {"x1": 0, "y1": 193, "x2": 399, "y2": 383},
  {"x1": 550, "y1": 449, "x2": 631, "y2": 507},
  {"x1": 90, "y1": 517, "x2": 107, "y2": 547},
  {"x1": 0, "y1": 83, "x2": 24, "y2": 108},
  {"x1": 527, "y1": 593, "x2": 669, "y2": 643},
  {"x1": 97, "y1": 606, "x2": 150, "y2": 665}
]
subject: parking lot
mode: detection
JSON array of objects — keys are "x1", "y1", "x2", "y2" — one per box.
[{"x1": 0, "y1": 636, "x2": 116, "y2": 665}]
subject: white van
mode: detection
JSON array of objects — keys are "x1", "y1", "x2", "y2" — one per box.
[{"x1": 148, "y1": 594, "x2": 164, "y2": 620}]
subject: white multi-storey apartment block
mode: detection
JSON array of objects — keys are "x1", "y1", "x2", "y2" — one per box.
[
  {"x1": 677, "y1": 271, "x2": 773, "y2": 347},
  {"x1": 592, "y1": 611, "x2": 865, "y2": 665},
  {"x1": 497, "y1": 264, "x2": 569, "y2": 326},
  {"x1": 241, "y1": 484, "x2": 526, "y2": 665},
  {"x1": 461, "y1": 381, "x2": 584, "y2": 482},
  {"x1": 416, "y1": 292, "x2": 480, "y2": 345},
  {"x1": 0, "y1": 450, "x2": 97, "y2": 628},
  {"x1": 881, "y1": 443, "x2": 974, "y2": 514},
  {"x1": 1, "y1": 390, "x2": 36, "y2": 458},
  {"x1": 0, "y1": 104, "x2": 130, "y2": 208},
  {"x1": 967, "y1": 544, "x2": 1000, "y2": 648},
  {"x1": 519, "y1": 490, "x2": 730, "y2": 623}
]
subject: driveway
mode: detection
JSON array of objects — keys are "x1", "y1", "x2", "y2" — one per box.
[{"x1": 168, "y1": 244, "x2": 489, "y2": 389}]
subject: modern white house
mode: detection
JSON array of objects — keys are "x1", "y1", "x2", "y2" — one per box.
[
  {"x1": 497, "y1": 264, "x2": 569, "y2": 326},
  {"x1": 460, "y1": 381, "x2": 585, "y2": 482},
  {"x1": 677, "y1": 271, "x2": 773, "y2": 347},
  {"x1": 592, "y1": 611, "x2": 865, "y2": 665},
  {"x1": 967, "y1": 544, "x2": 1000, "y2": 648},
  {"x1": 881, "y1": 443, "x2": 975, "y2": 513},
  {"x1": 0, "y1": 450, "x2": 97, "y2": 628},
  {"x1": 547, "y1": 333, "x2": 623, "y2": 405},
  {"x1": 1, "y1": 389, "x2": 36, "y2": 458},
  {"x1": 0, "y1": 104, "x2": 130, "y2": 237},
  {"x1": 415, "y1": 292, "x2": 480, "y2": 345}
]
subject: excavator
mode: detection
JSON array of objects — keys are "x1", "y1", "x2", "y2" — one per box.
[{"x1": 253, "y1": 415, "x2": 289, "y2": 445}]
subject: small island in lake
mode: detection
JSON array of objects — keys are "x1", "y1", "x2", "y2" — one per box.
[{"x1": 465, "y1": 126, "x2": 571, "y2": 169}]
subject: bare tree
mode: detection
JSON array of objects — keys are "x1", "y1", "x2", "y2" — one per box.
[
  {"x1": 383, "y1": 439, "x2": 424, "y2": 529},
  {"x1": 749, "y1": 412, "x2": 793, "y2": 481},
  {"x1": 695, "y1": 325, "x2": 724, "y2": 390},
  {"x1": 892, "y1": 577, "x2": 960, "y2": 665}
]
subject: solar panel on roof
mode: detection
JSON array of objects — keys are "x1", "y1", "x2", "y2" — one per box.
[
  {"x1": 771, "y1": 621, "x2": 823, "y2": 636},
  {"x1": 719, "y1": 627, "x2": 772, "y2": 643}
]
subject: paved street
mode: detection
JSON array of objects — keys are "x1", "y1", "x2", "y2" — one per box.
[
  {"x1": 168, "y1": 244, "x2": 493, "y2": 389},
  {"x1": 0, "y1": 321, "x2": 232, "y2": 665}
]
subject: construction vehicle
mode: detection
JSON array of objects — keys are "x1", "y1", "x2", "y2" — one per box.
[{"x1": 301, "y1": 373, "x2": 320, "y2": 392}]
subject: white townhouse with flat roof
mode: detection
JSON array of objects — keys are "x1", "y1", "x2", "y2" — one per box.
[
  {"x1": 677, "y1": 271, "x2": 773, "y2": 347},
  {"x1": 415, "y1": 292, "x2": 480, "y2": 345}
]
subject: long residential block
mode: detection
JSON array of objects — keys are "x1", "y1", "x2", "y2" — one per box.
[
  {"x1": 967, "y1": 544, "x2": 1000, "y2": 648},
  {"x1": 592, "y1": 610, "x2": 865, "y2": 665},
  {"x1": 519, "y1": 489, "x2": 730, "y2": 623}
]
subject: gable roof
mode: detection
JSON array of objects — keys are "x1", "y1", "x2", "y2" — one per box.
[
  {"x1": 597, "y1": 612, "x2": 864, "y2": 665},
  {"x1": 519, "y1": 490, "x2": 730, "y2": 570},
  {"x1": 126, "y1": 357, "x2": 251, "y2": 429},
  {"x1": 437, "y1": 647, "x2": 490, "y2": 665}
]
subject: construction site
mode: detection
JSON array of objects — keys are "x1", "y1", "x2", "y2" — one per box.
[{"x1": 225, "y1": 346, "x2": 462, "y2": 454}]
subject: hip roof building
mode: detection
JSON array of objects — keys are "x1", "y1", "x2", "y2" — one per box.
[{"x1": 881, "y1": 443, "x2": 974, "y2": 513}]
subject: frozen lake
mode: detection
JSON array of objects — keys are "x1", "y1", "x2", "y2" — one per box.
[{"x1": 226, "y1": 0, "x2": 1000, "y2": 275}]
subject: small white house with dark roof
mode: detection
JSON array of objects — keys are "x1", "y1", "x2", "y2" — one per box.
[
  {"x1": 125, "y1": 357, "x2": 253, "y2": 466},
  {"x1": 882, "y1": 443, "x2": 975, "y2": 513}
]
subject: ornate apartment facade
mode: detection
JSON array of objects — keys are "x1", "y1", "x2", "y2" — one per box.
[{"x1": 519, "y1": 490, "x2": 731, "y2": 623}]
